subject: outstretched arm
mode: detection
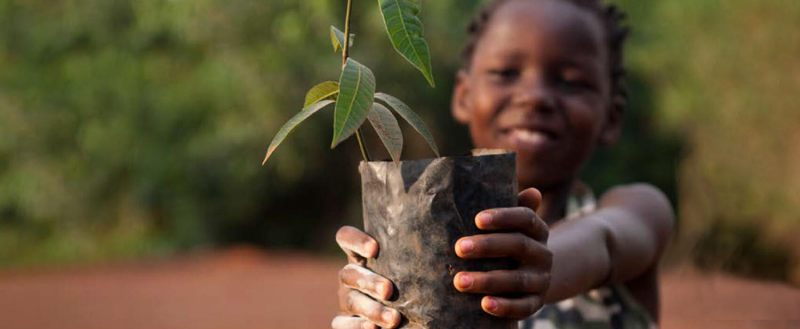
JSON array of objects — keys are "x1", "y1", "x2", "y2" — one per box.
[{"x1": 544, "y1": 183, "x2": 675, "y2": 303}]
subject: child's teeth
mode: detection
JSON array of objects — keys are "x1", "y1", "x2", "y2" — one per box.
[{"x1": 512, "y1": 129, "x2": 546, "y2": 144}]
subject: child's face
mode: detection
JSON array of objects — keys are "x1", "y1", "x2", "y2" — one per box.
[{"x1": 453, "y1": 0, "x2": 621, "y2": 190}]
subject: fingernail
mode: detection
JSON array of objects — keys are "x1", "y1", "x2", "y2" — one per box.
[
  {"x1": 382, "y1": 309, "x2": 396, "y2": 323},
  {"x1": 459, "y1": 240, "x2": 474, "y2": 254},
  {"x1": 377, "y1": 281, "x2": 390, "y2": 299},
  {"x1": 366, "y1": 240, "x2": 379, "y2": 257},
  {"x1": 361, "y1": 321, "x2": 375, "y2": 329},
  {"x1": 457, "y1": 274, "x2": 473, "y2": 289},
  {"x1": 484, "y1": 297, "x2": 499, "y2": 312},
  {"x1": 477, "y1": 212, "x2": 493, "y2": 227}
]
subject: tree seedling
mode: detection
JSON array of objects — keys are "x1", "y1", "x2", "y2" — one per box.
[{"x1": 262, "y1": 0, "x2": 440, "y2": 165}]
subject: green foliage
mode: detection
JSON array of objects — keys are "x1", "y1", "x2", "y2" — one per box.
[
  {"x1": 263, "y1": 0, "x2": 439, "y2": 164},
  {"x1": 367, "y1": 104, "x2": 404, "y2": 162},
  {"x1": 614, "y1": 0, "x2": 800, "y2": 283},
  {"x1": 304, "y1": 81, "x2": 340, "y2": 107},
  {"x1": 329, "y1": 26, "x2": 353, "y2": 53},
  {"x1": 331, "y1": 58, "x2": 376, "y2": 148},
  {"x1": 2, "y1": 0, "x2": 796, "y2": 284},
  {"x1": 262, "y1": 100, "x2": 336, "y2": 165},
  {"x1": 375, "y1": 92, "x2": 440, "y2": 157},
  {"x1": 0, "y1": 0, "x2": 370, "y2": 264},
  {"x1": 377, "y1": 0, "x2": 436, "y2": 87},
  {"x1": 692, "y1": 219, "x2": 793, "y2": 282}
]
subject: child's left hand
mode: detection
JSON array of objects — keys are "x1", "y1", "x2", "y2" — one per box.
[{"x1": 453, "y1": 188, "x2": 552, "y2": 319}]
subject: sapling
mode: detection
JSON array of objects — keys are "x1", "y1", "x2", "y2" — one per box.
[
  {"x1": 261, "y1": 2, "x2": 519, "y2": 328},
  {"x1": 262, "y1": 0, "x2": 440, "y2": 165}
]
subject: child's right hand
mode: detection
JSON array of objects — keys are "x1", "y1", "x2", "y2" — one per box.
[{"x1": 331, "y1": 226, "x2": 402, "y2": 329}]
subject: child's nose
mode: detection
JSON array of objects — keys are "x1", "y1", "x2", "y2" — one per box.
[{"x1": 512, "y1": 76, "x2": 556, "y2": 113}]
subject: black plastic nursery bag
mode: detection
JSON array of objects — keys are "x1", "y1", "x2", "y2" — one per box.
[{"x1": 359, "y1": 150, "x2": 518, "y2": 329}]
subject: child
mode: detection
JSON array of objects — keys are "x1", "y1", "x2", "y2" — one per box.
[{"x1": 332, "y1": 0, "x2": 674, "y2": 328}]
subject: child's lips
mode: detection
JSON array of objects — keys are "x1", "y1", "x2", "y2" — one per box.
[{"x1": 503, "y1": 128, "x2": 557, "y2": 152}]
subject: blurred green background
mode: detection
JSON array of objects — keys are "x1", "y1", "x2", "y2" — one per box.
[{"x1": 0, "y1": 0, "x2": 797, "y2": 283}]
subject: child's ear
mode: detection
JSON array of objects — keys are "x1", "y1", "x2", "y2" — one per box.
[
  {"x1": 451, "y1": 70, "x2": 472, "y2": 124},
  {"x1": 599, "y1": 98, "x2": 624, "y2": 146}
]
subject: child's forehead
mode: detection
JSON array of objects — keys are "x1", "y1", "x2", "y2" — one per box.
[{"x1": 480, "y1": 0, "x2": 606, "y2": 58}]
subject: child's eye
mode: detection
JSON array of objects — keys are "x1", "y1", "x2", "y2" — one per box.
[
  {"x1": 487, "y1": 68, "x2": 520, "y2": 82},
  {"x1": 556, "y1": 74, "x2": 595, "y2": 92}
]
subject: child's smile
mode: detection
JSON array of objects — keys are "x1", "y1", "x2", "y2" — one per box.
[{"x1": 452, "y1": 0, "x2": 621, "y2": 190}]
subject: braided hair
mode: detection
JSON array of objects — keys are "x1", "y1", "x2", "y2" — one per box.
[{"x1": 461, "y1": 0, "x2": 630, "y2": 113}]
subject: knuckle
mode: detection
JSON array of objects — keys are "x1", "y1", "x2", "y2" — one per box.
[
  {"x1": 344, "y1": 291, "x2": 358, "y2": 314},
  {"x1": 517, "y1": 271, "x2": 533, "y2": 292},
  {"x1": 537, "y1": 219, "x2": 550, "y2": 241},
  {"x1": 527, "y1": 297, "x2": 543, "y2": 315},
  {"x1": 338, "y1": 287, "x2": 350, "y2": 311},
  {"x1": 521, "y1": 207, "x2": 536, "y2": 219},
  {"x1": 542, "y1": 249, "x2": 554, "y2": 268},
  {"x1": 541, "y1": 272, "x2": 552, "y2": 291},
  {"x1": 365, "y1": 305, "x2": 383, "y2": 323},
  {"x1": 517, "y1": 234, "x2": 534, "y2": 254}
]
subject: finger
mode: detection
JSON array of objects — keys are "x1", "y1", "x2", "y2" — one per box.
[
  {"x1": 481, "y1": 295, "x2": 544, "y2": 320},
  {"x1": 341, "y1": 289, "x2": 401, "y2": 328},
  {"x1": 331, "y1": 315, "x2": 376, "y2": 329},
  {"x1": 475, "y1": 207, "x2": 548, "y2": 243},
  {"x1": 454, "y1": 270, "x2": 550, "y2": 295},
  {"x1": 340, "y1": 264, "x2": 394, "y2": 301},
  {"x1": 456, "y1": 233, "x2": 552, "y2": 265},
  {"x1": 518, "y1": 188, "x2": 542, "y2": 211},
  {"x1": 336, "y1": 226, "x2": 379, "y2": 263}
]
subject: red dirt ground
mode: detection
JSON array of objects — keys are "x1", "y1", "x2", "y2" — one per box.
[{"x1": 0, "y1": 247, "x2": 797, "y2": 329}]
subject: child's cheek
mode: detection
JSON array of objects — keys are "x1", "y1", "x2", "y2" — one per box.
[{"x1": 564, "y1": 98, "x2": 606, "y2": 144}]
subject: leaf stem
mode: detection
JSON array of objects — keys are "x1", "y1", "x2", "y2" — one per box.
[
  {"x1": 355, "y1": 129, "x2": 371, "y2": 162},
  {"x1": 342, "y1": 0, "x2": 371, "y2": 162}
]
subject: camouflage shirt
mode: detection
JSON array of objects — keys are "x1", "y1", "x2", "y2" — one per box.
[{"x1": 518, "y1": 183, "x2": 657, "y2": 329}]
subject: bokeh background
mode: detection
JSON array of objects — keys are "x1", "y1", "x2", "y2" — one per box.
[{"x1": 0, "y1": 0, "x2": 798, "y2": 328}]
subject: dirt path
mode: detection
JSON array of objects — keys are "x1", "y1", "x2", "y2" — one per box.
[{"x1": 0, "y1": 247, "x2": 797, "y2": 329}]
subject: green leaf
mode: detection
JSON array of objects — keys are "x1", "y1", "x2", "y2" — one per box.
[
  {"x1": 377, "y1": 0, "x2": 435, "y2": 87},
  {"x1": 330, "y1": 26, "x2": 355, "y2": 53},
  {"x1": 368, "y1": 103, "x2": 404, "y2": 162},
  {"x1": 262, "y1": 100, "x2": 335, "y2": 166},
  {"x1": 304, "y1": 81, "x2": 340, "y2": 107},
  {"x1": 375, "y1": 92, "x2": 440, "y2": 157},
  {"x1": 332, "y1": 58, "x2": 376, "y2": 148}
]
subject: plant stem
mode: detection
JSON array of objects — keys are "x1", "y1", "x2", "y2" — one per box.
[
  {"x1": 342, "y1": 0, "x2": 371, "y2": 162},
  {"x1": 342, "y1": 0, "x2": 353, "y2": 68}
]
